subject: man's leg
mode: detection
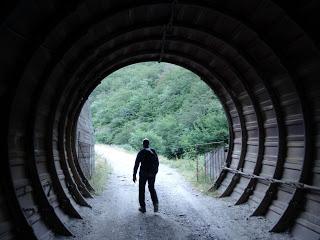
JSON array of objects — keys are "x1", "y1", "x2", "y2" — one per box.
[
  {"x1": 147, "y1": 175, "x2": 158, "y2": 211},
  {"x1": 139, "y1": 175, "x2": 147, "y2": 211}
]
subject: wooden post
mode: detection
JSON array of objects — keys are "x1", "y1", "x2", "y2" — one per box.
[
  {"x1": 204, "y1": 155, "x2": 207, "y2": 183},
  {"x1": 196, "y1": 157, "x2": 199, "y2": 182}
]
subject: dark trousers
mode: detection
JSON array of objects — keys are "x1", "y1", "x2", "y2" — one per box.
[{"x1": 139, "y1": 174, "x2": 158, "y2": 208}]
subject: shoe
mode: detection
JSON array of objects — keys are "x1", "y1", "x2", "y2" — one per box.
[
  {"x1": 154, "y1": 204, "x2": 159, "y2": 213},
  {"x1": 139, "y1": 207, "x2": 146, "y2": 213}
]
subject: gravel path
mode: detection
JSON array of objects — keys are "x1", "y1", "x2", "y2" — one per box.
[{"x1": 57, "y1": 145, "x2": 295, "y2": 240}]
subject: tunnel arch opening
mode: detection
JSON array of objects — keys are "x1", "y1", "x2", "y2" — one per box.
[
  {"x1": 1, "y1": 1, "x2": 320, "y2": 239},
  {"x1": 86, "y1": 61, "x2": 230, "y2": 160}
]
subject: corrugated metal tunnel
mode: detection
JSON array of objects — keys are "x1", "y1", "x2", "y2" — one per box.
[{"x1": 1, "y1": 0, "x2": 320, "y2": 239}]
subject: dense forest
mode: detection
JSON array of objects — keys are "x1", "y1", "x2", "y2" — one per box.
[{"x1": 90, "y1": 62, "x2": 228, "y2": 158}]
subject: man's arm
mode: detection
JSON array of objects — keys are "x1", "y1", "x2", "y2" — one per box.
[{"x1": 133, "y1": 151, "x2": 141, "y2": 182}]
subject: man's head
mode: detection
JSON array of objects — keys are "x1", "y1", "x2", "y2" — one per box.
[{"x1": 143, "y1": 138, "x2": 149, "y2": 148}]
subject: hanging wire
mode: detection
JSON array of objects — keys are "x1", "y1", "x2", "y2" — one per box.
[{"x1": 222, "y1": 167, "x2": 320, "y2": 192}]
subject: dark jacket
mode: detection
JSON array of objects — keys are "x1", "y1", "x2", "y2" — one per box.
[{"x1": 133, "y1": 148, "x2": 159, "y2": 176}]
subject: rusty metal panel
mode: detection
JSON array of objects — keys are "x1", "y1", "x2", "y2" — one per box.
[
  {"x1": 204, "y1": 146, "x2": 226, "y2": 182},
  {"x1": 76, "y1": 102, "x2": 95, "y2": 180}
]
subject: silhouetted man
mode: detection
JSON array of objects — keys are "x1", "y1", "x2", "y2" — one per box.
[{"x1": 133, "y1": 138, "x2": 159, "y2": 213}]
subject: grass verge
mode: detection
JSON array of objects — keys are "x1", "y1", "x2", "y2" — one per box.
[{"x1": 89, "y1": 153, "x2": 112, "y2": 195}]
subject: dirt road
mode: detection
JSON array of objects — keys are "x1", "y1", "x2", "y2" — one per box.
[{"x1": 58, "y1": 145, "x2": 294, "y2": 240}]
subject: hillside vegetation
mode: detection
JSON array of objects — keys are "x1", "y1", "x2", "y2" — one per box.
[{"x1": 90, "y1": 62, "x2": 228, "y2": 158}]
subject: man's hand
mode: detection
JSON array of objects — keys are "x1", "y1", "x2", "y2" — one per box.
[{"x1": 133, "y1": 175, "x2": 136, "y2": 183}]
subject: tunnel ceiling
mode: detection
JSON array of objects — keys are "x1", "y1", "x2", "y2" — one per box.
[{"x1": 1, "y1": 0, "x2": 320, "y2": 239}]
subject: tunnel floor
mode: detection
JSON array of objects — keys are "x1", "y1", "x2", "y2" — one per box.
[{"x1": 56, "y1": 145, "x2": 295, "y2": 240}]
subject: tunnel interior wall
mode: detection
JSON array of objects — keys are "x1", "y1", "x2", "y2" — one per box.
[
  {"x1": 76, "y1": 102, "x2": 95, "y2": 180},
  {"x1": 0, "y1": 1, "x2": 320, "y2": 240}
]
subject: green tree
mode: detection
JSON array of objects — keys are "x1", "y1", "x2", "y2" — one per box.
[{"x1": 90, "y1": 62, "x2": 228, "y2": 158}]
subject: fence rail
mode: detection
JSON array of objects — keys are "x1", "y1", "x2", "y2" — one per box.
[{"x1": 204, "y1": 145, "x2": 227, "y2": 182}]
